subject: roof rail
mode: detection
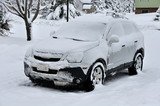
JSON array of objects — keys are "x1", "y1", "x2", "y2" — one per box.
[{"x1": 106, "y1": 11, "x2": 128, "y2": 19}]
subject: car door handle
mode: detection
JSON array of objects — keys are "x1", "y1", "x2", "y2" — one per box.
[
  {"x1": 134, "y1": 41, "x2": 138, "y2": 43},
  {"x1": 122, "y1": 45, "x2": 125, "y2": 47}
]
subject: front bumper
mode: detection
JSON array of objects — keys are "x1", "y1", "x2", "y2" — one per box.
[{"x1": 24, "y1": 57, "x2": 89, "y2": 86}]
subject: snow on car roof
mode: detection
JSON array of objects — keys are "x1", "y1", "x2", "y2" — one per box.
[
  {"x1": 53, "y1": 14, "x2": 116, "y2": 41},
  {"x1": 72, "y1": 14, "x2": 114, "y2": 24},
  {"x1": 75, "y1": 13, "x2": 129, "y2": 25}
]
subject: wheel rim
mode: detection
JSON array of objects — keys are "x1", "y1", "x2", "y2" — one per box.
[
  {"x1": 91, "y1": 66, "x2": 103, "y2": 85},
  {"x1": 135, "y1": 56, "x2": 142, "y2": 71}
]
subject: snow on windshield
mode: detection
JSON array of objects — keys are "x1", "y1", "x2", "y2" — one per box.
[{"x1": 54, "y1": 21, "x2": 107, "y2": 41}]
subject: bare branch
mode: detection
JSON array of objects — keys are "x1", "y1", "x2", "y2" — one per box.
[
  {"x1": 2, "y1": 1, "x2": 23, "y2": 18},
  {"x1": 4, "y1": 4, "x2": 20, "y2": 17},
  {"x1": 31, "y1": 0, "x2": 40, "y2": 22},
  {"x1": 4, "y1": 0, "x2": 22, "y2": 17},
  {"x1": 28, "y1": 0, "x2": 33, "y2": 9},
  {"x1": 22, "y1": 0, "x2": 25, "y2": 5},
  {"x1": 24, "y1": 0, "x2": 28, "y2": 18},
  {"x1": 16, "y1": 0, "x2": 24, "y2": 15}
]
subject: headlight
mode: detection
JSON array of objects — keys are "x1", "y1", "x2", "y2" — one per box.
[
  {"x1": 24, "y1": 47, "x2": 33, "y2": 60},
  {"x1": 66, "y1": 52, "x2": 84, "y2": 63}
]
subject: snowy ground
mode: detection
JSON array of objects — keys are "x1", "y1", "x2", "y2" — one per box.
[{"x1": 0, "y1": 13, "x2": 160, "y2": 106}]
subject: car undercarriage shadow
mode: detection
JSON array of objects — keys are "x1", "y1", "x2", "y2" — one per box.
[
  {"x1": 19, "y1": 80, "x2": 88, "y2": 92},
  {"x1": 20, "y1": 70, "x2": 130, "y2": 92},
  {"x1": 104, "y1": 70, "x2": 129, "y2": 85}
]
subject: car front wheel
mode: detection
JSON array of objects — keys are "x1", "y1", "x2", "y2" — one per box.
[
  {"x1": 90, "y1": 63, "x2": 104, "y2": 85},
  {"x1": 84, "y1": 62, "x2": 105, "y2": 91}
]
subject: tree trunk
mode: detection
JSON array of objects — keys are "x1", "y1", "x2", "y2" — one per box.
[
  {"x1": 25, "y1": 21, "x2": 32, "y2": 41},
  {"x1": 66, "y1": 0, "x2": 69, "y2": 22}
]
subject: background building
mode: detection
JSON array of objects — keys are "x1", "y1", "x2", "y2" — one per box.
[
  {"x1": 135, "y1": 0, "x2": 160, "y2": 14},
  {"x1": 74, "y1": 0, "x2": 96, "y2": 13}
]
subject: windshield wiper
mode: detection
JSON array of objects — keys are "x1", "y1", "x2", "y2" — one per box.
[
  {"x1": 65, "y1": 37, "x2": 86, "y2": 41},
  {"x1": 53, "y1": 36, "x2": 88, "y2": 41},
  {"x1": 64, "y1": 37, "x2": 84, "y2": 41},
  {"x1": 72, "y1": 38, "x2": 84, "y2": 41}
]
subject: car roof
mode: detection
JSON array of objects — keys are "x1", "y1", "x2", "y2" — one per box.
[
  {"x1": 70, "y1": 13, "x2": 129, "y2": 25},
  {"x1": 72, "y1": 14, "x2": 112, "y2": 24}
]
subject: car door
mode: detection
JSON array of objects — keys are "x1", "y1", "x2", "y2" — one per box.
[
  {"x1": 122, "y1": 21, "x2": 138, "y2": 63},
  {"x1": 106, "y1": 21, "x2": 126, "y2": 70}
]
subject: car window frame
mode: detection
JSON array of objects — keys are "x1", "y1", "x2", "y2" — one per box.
[
  {"x1": 105, "y1": 21, "x2": 124, "y2": 41},
  {"x1": 122, "y1": 21, "x2": 138, "y2": 36}
]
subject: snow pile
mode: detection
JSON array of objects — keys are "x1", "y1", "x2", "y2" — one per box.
[
  {"x1": 0, "y1": 13, "x2": 11, "y2": 36},
  {"x1": 0, "y1": 13, "x2": 160, "y2": 106},
  {"x1": 127, "y1": 13, "x2": 160, "y2": 30}
]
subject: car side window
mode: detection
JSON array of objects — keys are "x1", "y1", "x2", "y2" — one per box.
[
  {"x1": 107, "y1": 22, "x2": 124, "y2": 40},
  {"x1": 122, "y1": 22, "x2": 137, "y2": 35}
]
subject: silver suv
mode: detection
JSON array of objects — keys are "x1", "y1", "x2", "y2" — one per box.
[{"x1": 24, "y1": 14, "x2": 144, "y2": 90}]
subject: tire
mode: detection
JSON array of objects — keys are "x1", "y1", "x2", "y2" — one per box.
[
  {"x1": 29, "y1": 77, "x2": 37, "y2": 83},
  {"x1": 29, "y1": 76, "x2": 42, "y2": 84},
  {"x1": 128, "y1": 53, "x2": 143, "y2": 75},
  {"x1": 84, "y1": 62, "x2": 105, "y2": 91}
]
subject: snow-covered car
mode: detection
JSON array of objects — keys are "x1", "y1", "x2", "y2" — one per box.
[{"x1": 24, "y1": 14, "x2": 144, "y2": 90}]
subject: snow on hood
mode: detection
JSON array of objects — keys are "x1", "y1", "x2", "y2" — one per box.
[{"x1": 33, "y1": 38, "x2": 99, "y2": 54}]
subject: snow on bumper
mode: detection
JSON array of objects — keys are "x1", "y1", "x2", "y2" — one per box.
[{"x1": 24, "y1": 57, "x2": 88, "y2": 85}]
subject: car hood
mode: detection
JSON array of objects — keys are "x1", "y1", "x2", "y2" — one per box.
[{"x1": 33, "y1": 38, "x2": 99, "y2": 54}]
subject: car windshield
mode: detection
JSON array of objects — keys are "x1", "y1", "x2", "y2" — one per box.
[{"x1": 53, "y1": 21, "x2": 107, "y2": 41}]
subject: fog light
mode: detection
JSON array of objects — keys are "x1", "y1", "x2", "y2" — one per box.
[{"x1": 73, "y1": 78, "x2": 81, "y2": 84}]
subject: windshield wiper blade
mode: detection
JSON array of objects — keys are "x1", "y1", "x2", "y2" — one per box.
[
  {"x1": 72, "y1": 38, "x2": 84, "y2": 41},
  {"x1": 65, "y1": 37, "x2": 84, "y2": 41}
]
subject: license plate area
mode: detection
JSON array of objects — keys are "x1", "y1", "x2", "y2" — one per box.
[{"x1": 37, "y1": 63, "x2": 49, "y2": 72}]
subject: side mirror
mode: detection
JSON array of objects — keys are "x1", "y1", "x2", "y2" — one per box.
[{"x1": 109, "y1": 35, "x2": 119, "y2": 44}]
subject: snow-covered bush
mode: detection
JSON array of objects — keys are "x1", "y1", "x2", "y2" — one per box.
[
  {"x1": 40, "y1": 0, "x2": 134, "y2": 20},
  {"x1": 0, "y1": 13, "x2": 10, "y2": 36},
  {"x1": 93, "y1": 0, "x2": 106, "y2": 12},
  {"x1": 46, "y1": 4, "x2": 81, "y2": 20},
  {"x1": 98, "y1": 0, "x2": 134, "y2": 13},
  {"x1": 41, "y1": 0, "x2": 82, "y2": 20}
]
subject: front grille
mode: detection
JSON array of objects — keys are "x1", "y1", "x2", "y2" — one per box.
[
  {"x1": 34, "y1": 55, "x2": 60, "y2": 62},
  {"x1": 32, "y1": 67, "x2": 58, "y2": 74}
]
